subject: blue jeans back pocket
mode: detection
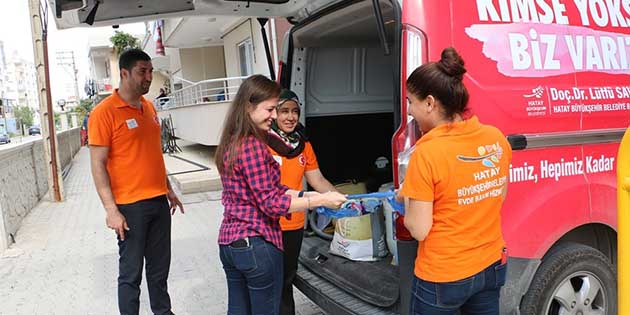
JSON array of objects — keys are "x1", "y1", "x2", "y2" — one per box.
[
  {"x1": 435, "y1": 277, "x2": 474, "y2": 307},
  {"x1": 495, "y1": 263, "x2": 507, "y2": 288},
  {"x1": 231, "y1": 246, "x2": 258, "y2": 273}
]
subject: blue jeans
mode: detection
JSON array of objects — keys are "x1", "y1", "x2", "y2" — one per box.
[
  {"x1": 410, "y1": 261, "x2": 507, "y2": 315},
  {"x1": 219, "y1": 237, "x2": 284, "y2": 315}
]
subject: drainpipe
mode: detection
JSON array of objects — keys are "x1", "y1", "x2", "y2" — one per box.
[{"x1": 270, "y1": 19, "x2": 279, "y2": 78}]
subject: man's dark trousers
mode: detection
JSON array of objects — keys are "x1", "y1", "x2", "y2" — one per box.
[{"x1": 117, "y1": 195, "x2": 172, "y2": 315}]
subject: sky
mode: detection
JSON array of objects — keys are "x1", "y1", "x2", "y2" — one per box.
[{"x1": 0, "y1": 1, "x2": 145, "y2": 103}]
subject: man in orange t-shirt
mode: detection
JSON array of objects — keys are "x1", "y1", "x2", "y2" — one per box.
[
  {"x1": 89, "y1": 49, "x2": 183, "y2": 315},
  {"x1": 266, "y1": 89, "x2": 337, "y2": 315},
  {"x1": 400, "y1": 48, "x2": 512, "y2": 314}
]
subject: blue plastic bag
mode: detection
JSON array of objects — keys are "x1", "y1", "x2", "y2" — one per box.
[{"x1": 315, "y1": 191, "x2": 404, "y2": 218}]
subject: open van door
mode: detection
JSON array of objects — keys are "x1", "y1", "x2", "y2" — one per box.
[{"x1": 50, "y1": 0, "x2": 344, "y2": 29}]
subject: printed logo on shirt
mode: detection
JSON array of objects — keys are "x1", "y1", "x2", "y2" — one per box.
[
  {"x1": 456, "y1": 141, "x2": 508, "y2": 206},
  {"x1": 126, "y1": 118, "x2": 139, "y2": 129},
  {"x1": 298, "y1": 154, "x2": 306, "y2": 166},
  {"x1": 456, "y1": 141, "x2": 504, "y2": 168},
  {"x1": 272, "y1": 155, "x2": 282, "y2": 166}
]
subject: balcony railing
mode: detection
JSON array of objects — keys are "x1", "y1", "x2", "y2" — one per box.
[
  {"x1": 96, "y1": 78, "x2": 113, "y2": 94},
  {"x1": 156, "y1": 75, "x2": 249, "y2": 111}
]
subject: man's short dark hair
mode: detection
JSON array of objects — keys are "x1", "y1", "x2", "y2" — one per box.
[{"x1": 119, "y1": 48, "x2": 151, "y2": 72}]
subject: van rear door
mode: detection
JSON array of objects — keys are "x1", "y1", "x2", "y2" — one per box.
[{"x1": 51, "y1": 0, "x2": 343, "y2": 29}]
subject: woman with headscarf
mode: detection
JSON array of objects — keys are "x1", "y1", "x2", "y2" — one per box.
[
  {"x1": 215, "y1": 77, "x2": 346, "y2": 315},
  {"x1": 267, "y1": 89, "x2": 338, "y2": 315}
]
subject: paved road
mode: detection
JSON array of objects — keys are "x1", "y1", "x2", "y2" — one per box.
[{"x1": 0, "y1": 148, "x2": 324, "y2": 315}]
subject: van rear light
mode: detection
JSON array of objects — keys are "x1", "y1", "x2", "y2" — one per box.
[{"x1": 392, "y1": 25, "x2": 426, "y2": 241}]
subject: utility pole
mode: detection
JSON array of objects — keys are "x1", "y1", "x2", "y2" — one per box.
[
  {"x1": 56, "y1": 50, "x2": 80, "y2": 106},
  {"x1": 28, "y1": 0, "x2": 63, "y2": 202}
]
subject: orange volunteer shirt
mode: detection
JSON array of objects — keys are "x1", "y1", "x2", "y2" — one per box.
[
  {"x1": 400, "y1": 116, "x2": 512, "y2": 283},
  {"x1": 269, "y1": 142, "x2": 320, "y2": 231},
  {"x1": 88, "y1": 89, "x2": 168, "y2": 204}
]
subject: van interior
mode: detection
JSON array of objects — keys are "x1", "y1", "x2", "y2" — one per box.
[{"x1": 293, "y1": 0, "x2": 402, "y2": 311}]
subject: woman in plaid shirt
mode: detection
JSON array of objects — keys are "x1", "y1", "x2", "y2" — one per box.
[{"x1": 214, "y1": 75, "x2": 346, "y2": 315}]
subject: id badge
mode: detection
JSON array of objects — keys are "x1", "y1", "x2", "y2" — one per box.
[{"x1": 126, "y1": 118, "x2": 138, "y2": 129}]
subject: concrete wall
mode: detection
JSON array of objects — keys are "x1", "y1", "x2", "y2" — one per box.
[
  {"x1": 0, "y1": 128, "x2": 81, "y2": 252},
  {"x1": 223, "y1": 18, "x2": 271, "y2": 79}
]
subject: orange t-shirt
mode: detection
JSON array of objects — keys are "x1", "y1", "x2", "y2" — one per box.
[
  {"x1": 88, "y1": 89, "x2": 168, "y2": 204},
  {"x1": 400, "y1": 116, "x2": 512, "y2": 282},
  {"x1": 268, "y1": 142, "x2": 320, "y2": 231}
]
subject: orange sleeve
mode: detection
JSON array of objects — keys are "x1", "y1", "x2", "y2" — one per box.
[
  {"x1": 400, "y1": 145, "x2": 435, "y2": 202},
  {"x1": 88, "y1": 105, "x2": 113, "y2": 147},
  {"x1": 304, "y1": 142, "x2": 319, "y2": 171}
]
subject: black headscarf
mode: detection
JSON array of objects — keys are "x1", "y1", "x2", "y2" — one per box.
[{"x1": 267, "y1": 121, "x2": 308, "y2": 158}]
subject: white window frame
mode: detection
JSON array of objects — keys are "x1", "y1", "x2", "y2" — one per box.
[{"x1": 237, "y1": 38, "x2": 254, "y2": 76}]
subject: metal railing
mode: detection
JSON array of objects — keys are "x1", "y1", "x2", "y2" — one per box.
[
  {"x1": 156, "y1": 75, "x2": 249, "y2": 111},
  {"x1": 96, "y1": 78, "x2": 113, "y2": 94}
]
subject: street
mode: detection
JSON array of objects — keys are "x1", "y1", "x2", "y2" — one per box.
[{"x1": 0, "y1": 148, "x2": 324, "y2": 315}]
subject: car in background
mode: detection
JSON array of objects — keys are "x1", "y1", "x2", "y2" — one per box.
[
  {"x1": 28, "y1": 126, "x2": 41, "y2": 136},
  {"x1": 0, "y1": 133, "x2": 10, "y2": 144}
]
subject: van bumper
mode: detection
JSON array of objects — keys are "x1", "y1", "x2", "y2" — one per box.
[
  {"x1": 295, "y1": 263, "x2": 399, "y2": 315},
  {"x1": 296, "y1": 255, "x2": 540, "y2": 315}
]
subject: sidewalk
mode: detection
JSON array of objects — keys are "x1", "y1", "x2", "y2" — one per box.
[{"x1": 0, "y1": 148, "x2": 323, "y2": 315}]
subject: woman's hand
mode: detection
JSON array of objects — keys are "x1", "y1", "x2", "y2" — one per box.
[
  {"x1": 317, "y1": 191, "x2": 347, "y2": 209},
  {"x1": 395, "y1": 188, "x2": 404, "y2": 203}
]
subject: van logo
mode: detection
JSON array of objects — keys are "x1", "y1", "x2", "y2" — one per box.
[
  {"x1": 457, "y1": 142, "x2": 504, "y2": 168},
  {"x1": 524, "y1": 86, "x2": 544, "y2": 99}
]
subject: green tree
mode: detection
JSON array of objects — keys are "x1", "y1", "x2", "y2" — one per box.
[
  {"x1": 110, "y1": 31, "x2": 140, "y2": 56},
  {"x1": 74, "y1": 99, "x2": 94, "y2": 124},
  {"x1": 13, "y1": 105, "x2": 34, "y2": 135}
]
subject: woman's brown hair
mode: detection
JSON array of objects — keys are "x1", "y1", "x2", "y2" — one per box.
[
  {"x1": 406, "y1": 47, "x2": 469, "y2": 120},
  {"x1": 215, "y1": 75, "x2": 281, "y2": 175}
]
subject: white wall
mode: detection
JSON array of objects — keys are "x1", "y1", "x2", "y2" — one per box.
[
  {"x1": 146, "y1": 72, "x2": 168, "y2": 103},
  {"x1": 222, "y1": 18, "x2": 271, "y2": 79},
  {"x1": 92, "y1": 56, "x2": 108, "y2": 79},
  {"x1": 179, "y1": 46, "x2": 226, "y2": 82},
  {"x1": 163, "y1": 18, "x2": 184, "y2": 44},
  {"x1": 108, "y1": 53, "x2": 120, "y2": 88},
  {"x1": 158, "y1": 101, "x2": 230, "y2": 146},
  {"x1": 167, "y1": 47, "x2": 181, "y2": 75}
]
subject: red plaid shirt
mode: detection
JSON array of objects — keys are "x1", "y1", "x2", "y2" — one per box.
[{"x1": 218, "y1": 136, "x2": 292, "y2": 250}]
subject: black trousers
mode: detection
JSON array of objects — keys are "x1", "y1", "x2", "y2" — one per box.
[
  {"x1": 280, "y1": 229, "x2": 304, "y2": 315},
  {"x1": 117, "y1": 195, "x2": 172, "y2": 315}
]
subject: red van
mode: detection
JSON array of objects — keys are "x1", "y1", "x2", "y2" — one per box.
[{"x1": 55, "y1": 0, "x2": 629, "y2": 313}]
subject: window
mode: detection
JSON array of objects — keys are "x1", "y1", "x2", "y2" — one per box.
[{"x1": 238, "y1": 38, "x2": 254, "y2": 76}]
